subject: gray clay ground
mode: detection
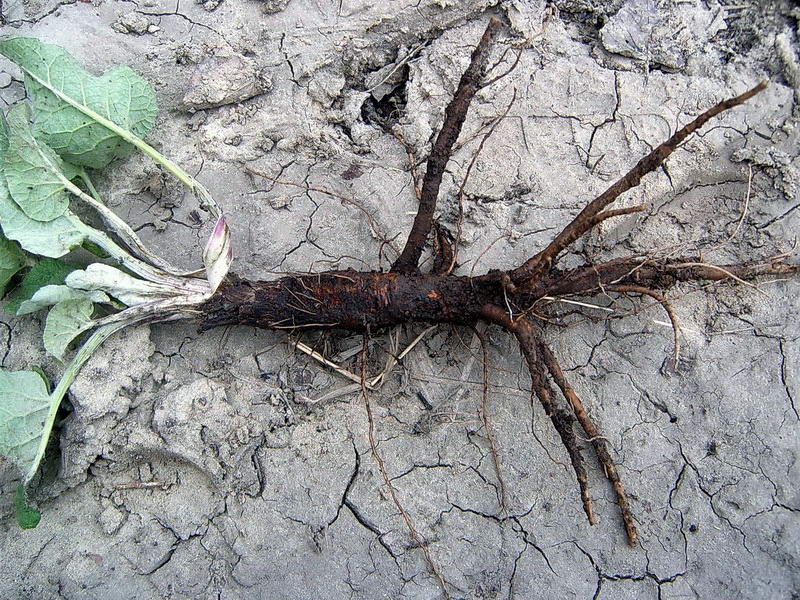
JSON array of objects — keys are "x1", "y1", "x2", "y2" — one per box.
[{"x1": 1, "y1": 0, "x2": 799, "y2": 598}]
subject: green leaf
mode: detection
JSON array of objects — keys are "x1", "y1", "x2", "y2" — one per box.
[
  {"x1": 43, "y1": 297, "x2": 95, "y2": 360},
  {"x1": 3, "y1": 104, "x2": 71, "y2": 222},
  {"x1": 30, "y1": 367, "x2": 51, "y2": 393},
  {"x1": 1, "y1": 321, "x2": 130, "y2": 485},
  {"x1": 16, "y1": 284, "x2": 110, "y2": 315},
  {"x1": 5, "y1": 258, "x2": 79, "y2": 314},
  {"x1": 81, "y1": 239, "x2": 110, "y2": 259},
  {"x1": 0, "y1": 38, "x2": 158, "y2": 169},
  {"x1": 0, "y1": 111, "x2": 9, "y2": 153},
  {"x1": 0, "y1": 233, "x2": 26, "y2": 297},
  {"x1": 0, "y1": 369, "x2": 51, "y2": 482},
  {"x1": 15, "y1": 484, "x2": 41, "y2": 529},
  {"x1": 0, "y1": 171, "x2": 85, "y2": 257}
]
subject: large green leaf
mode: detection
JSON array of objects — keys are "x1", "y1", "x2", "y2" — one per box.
[
  {"x1": 0, "y1": 234, "x2": 26, "y2": 297},
  {"x1": 0, "y1": 369, "x2": 51, "y2": 482},
  {"x1": 0, "y1": 172, "x2": 85, "y2": 258},
  {"x1": 3, "y1": 104, "x2": 71, "y2": 222},
  {"x1": 43, "y1": 297, "x2": 95, "y2": 360},
  {"x1": 0, "y1": 38, "x2": 158, "y2": 169}
]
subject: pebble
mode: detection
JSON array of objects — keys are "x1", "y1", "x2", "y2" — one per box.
[
  {"x1": 0, "y1": 72, "x2": 12, "y2": 88},
  {"x1": 182, "y1": 56, "x2": 272, "y2": 110},
  {"x1": 111, "y1": 11, "x2": 151, "y2": 35}
]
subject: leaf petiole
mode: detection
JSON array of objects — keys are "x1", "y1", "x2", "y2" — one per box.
[
  {"x1": 24, "y1": 319, "x2": 130, "y2": 483},
  {"x1": 78, "y1": 168, "x2": 102, "y2": 204},
  {"x1": 66, "y1": 215, "x2": 207, "y2": 293}
]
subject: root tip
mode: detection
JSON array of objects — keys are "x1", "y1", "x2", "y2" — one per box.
[{"x1": 627, "y1": 528, "x2": 639, "y2": 547}]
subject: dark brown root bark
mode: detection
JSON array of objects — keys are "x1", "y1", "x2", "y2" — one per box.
[
  {"x1": 391, "y1": 17, "x2": 502, "y2": 274},
  {"x1": 200, "y1": 259, "x2": 797, "y2": 334},
  {"x1": 197, "y1": 20, "x2": 797, "y2": 549},
  {"x1": 509, "y1": 80, "x2": 768, "y2": 288},
  {"x1": 480, "y1": 304, "x2": 599, "y2": 529}
]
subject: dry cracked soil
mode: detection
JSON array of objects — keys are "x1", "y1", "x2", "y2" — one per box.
[{"x1": 1, "y1": 0, "x2": 799, "y2": 599}]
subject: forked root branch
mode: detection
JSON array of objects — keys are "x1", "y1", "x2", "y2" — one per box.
[{"x1": 480, "y1": 303, "x2": 639, "y2": 546}]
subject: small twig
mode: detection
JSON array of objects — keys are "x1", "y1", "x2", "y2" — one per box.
[
  {"x1": 470, "y1": 324, "x2": 508, "y2": 513},
  {"x1": 369, "y1": 325, "x2": 437, "y2": 388},
  {"x1": 294, "y1": 325, "x2": 437, "y2": 400},
  {"x1": 670, "y1": 262, "x2": 768, "y2": 294},
  {"x1": 388, "y1": 129, "x2": 424, "y2": 201},
  {"x1": 431, "y1": 222, "x2": 456, "y2": 275},
  {"x1": 114, "y1": 481, "x2": 167, "y2": 490},
  {"x1": 469, "y1": 232, "x2": 512, "y2": 278},
  {"x1": 294, "y1": 339, "x2": 367, "y2": 386},
  {"x1": 542, "y1": 296, "x2": 614, "y2": 312},
  {"x1": 480, "y1": 47, "x2": 523, "y2": 89},
  {"x1": 589, "y1": 205, "x2": 645, "y2": 228},
  {"x1": 365, "y1": 42, "x2": 426, "y2": 94},
  {"x1": 703, "y1": 164, "x2": 753, "y2": 258},
  {"x1": 449, "y1": 90, "x2": 518, "y2": 274},
  {"x1": 246, "y1": 166, "x2": 397, "y2": 255}
]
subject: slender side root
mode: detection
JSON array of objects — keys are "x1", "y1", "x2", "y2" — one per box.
[
  {"x1": 537, "y1": 339, "x2": 639, "y2": 547},
  {"x1": 359, "y1": 336, "x2": 450, "y2": 595},
  {"x1": 449, "y1": 90, "x2": 517, "y2": 275},
  {"x1": 481, "y1": 305, "x2": 597, "y2": 526},
  {"x1": 607, "y1": 284, "x2": 682, "y2": 370},
  {"x1": 471, "y1": 325, "x2": 508, "y2": 512},
  {"x1": 392, "y1": 18, "x2": 503, "y2": 273},
  {"x1": 521, "y1": 336, "x2": 596, "y2": 525},
  {"x1": 432, "y1": 221, "x2": 456, "y2": 275},
  {"x1": 590, "y1": 205, "x2": 645, "y2": 227}
]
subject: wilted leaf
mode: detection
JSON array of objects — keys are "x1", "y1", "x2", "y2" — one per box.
[
  {"x1": 203, "y1": 216, "x2": 232, "y2": 294},
  {"x1": 16, "y1": 284, "x2": 110, "y2": 315},
  {"x1": 65, "y1": 263, "x2": 177, "y2": 306},
  {"x1": 0, "y1": 38, "x2": 157, "y2": 169},
  {"x1": 6, "y1": 258, "x2": 80, "y2": 314},
  {"x1": 43, "y1": 297, "x2": 95, "y2": 360},
  {"x1": 0, "y1": 369, "x2": 51, "y2": 482}
]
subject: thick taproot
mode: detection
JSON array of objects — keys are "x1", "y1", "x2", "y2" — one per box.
[{"x1": 199, "y1": 271, "x2": 503, "y2": 332}]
